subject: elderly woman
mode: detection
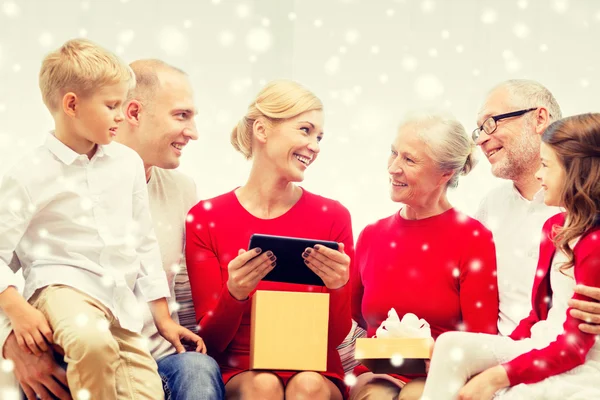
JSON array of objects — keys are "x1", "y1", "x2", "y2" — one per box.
[
  {"x1": 349, "y1": 114, "x2": 500, "y2": 400},
  {"x1": 185, "y1": 80, "x2": 354, "y2": 400}
]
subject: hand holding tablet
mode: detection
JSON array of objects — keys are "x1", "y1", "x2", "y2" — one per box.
[
  {"x1": 226, "y1": 247, "x2": 277, "y2": 301},
  {"x1": 248, "y1": 234, "x2": 350, "y2": 289}
]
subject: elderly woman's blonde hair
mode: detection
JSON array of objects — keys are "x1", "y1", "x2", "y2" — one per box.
[
  {"x1": 39, "y1": 38, "x2": 135, "y2": 112},
  {"x1": 231, "y1": 80, "x2": 323, "y2": 159},
  {"x1": 399, "y1": 112, "x2": 477, "y2": 188}
]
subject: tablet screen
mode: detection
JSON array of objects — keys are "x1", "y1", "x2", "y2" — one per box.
[{"x1": 248, "y1": 234, "x2": 339, "y2": 286}]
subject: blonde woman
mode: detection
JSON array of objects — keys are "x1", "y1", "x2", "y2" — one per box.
[{"x1": 185, "y1": 80, "x2": 354, "y2": 399}]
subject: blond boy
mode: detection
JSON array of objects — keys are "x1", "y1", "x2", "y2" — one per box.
[{"x1": 0, "y1": 39, "x2": 204, "y2": 399}]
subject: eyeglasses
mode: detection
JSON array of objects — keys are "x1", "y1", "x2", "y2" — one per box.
[{"x1": 472, "y1": 107, "x2": 538, "y2": 142}]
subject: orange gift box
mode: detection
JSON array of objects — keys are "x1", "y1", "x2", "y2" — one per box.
[{"x1": 250, "y1": 290, "x2": 330, "y2": 371}]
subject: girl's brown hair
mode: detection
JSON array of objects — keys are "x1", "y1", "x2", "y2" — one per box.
[{"x1": 542, "y1": 113, "x2": 600, "y2": 270}]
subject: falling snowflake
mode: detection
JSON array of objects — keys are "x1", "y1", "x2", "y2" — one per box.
[
  {"x1": 183, "y1": 19, "x2": 193, "y2": 28},
  {"x1": 481, "y1": 9, "x2": 497, "y2": 24},
  {"x1": 101, "y1": 274, "x2": 114, "y2": 287},
  {"x1": 80, "y1": 197, "x2": 93, "y2": 210},
  {"x1": 314, "y1": 19, "x2": 323, "y2": 27},
  {"x1": 450, "y1": 346, "x2": 464, "y2": 362},
  {"x1": 386, "y1": 9, "x2": 395, "y2": 17},
  {"x1": 421, "y1": 0, "x2": 435, "y2": 13},
  {"x1": 158, "y1": 26, "x2": 188, "y2": 56},
  {"x1": 138, "y1": 336, "x2": 150, "y2": 350},
  {"x1": 344, "y1": 373, "x2": 357, "y2": 386},
  {"x1": 75, "y1": 313, "x2": 89, "y2": 327},
  {"x1": 261, "y1": 18, "x2": 270, "y2": 27},
  {"x1": 2, "y1": 1, "x2": 20, "y2": 17},
  {"x1": 422, "y1": 244, "x2": 429, "y2": 251},
  {"x1": 552, "y1": 0, "x2": 568, "y2": 14},
  {"x1": 536, "y1": 269, "x2": 544, "y2": 277},
  {"x1": 513, "y1": 23, "x2": 530, "y2": 39},
  {"x1": 505, "y1": 58, "x2": 521, "y2": 73},
  {"x1": 246, "y1": 28, "x2": 272, "y2": 53},
  {"x1": 170, "y1": 301, "x2": 181, "y2": 312},
  {"x1": 236, "y1": 3, "x2": 251, "y2": 19},
  {"x1": 288, "y1": 12, "x2": 297, "y2": 21},
  {"x1": 118, "y1": 29, "x2": 135, "y2": 45},
  {"x1": 469, "y1": 260, "x2": 482, "y2": 271},
  {"x1": 414, "y1": 74, "x2": 444, "y2": 100},
  {"x1": 345, "y1": 30, "x2": 360, "y2": 44},
  {"x1": 170, "y1": 262, "x2": 182, "y2": 274},
  {"x1": 401, "y1": 55, "x2": 418, "y2": 72},
  {"x1": 8, "y1": 198, "x2": 22, "y2": 212},
  {"x1": 96, "y1": 319, "x2": 110, "y2": 332},
  {"x1": 218, "y1": 30, "x2": 235, "y2": 47},
  {"x1": 39, "y1": 32, "x2": 54, "y2": 48},
  {"x1": 1, "y1": 359, "x2": 14, "y2": 373},
  {"x1": 452, "y1": 267, "x2": 460, "y2": 278},
  {"x1": 517, "y1": 0, "x2": 528, "y2": 9},
  {"x1": 441, "y1": 29, "x2": 450, "y2": 39},
  {"x1": 390, "y1": 353, "x2": 404, "y2": 366},
  {"x1": 1, "y1": 388, "x2": 20, "y2": 400},
  {"x1": 324, "y1": 56, "x2": 341, "y2": 75}
]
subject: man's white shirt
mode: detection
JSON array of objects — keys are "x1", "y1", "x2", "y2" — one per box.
[{"x1": 475, "y1": 181, "x2": 560, "y2": 336}]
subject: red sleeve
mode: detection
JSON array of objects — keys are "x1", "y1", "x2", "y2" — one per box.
[
  {"x1": 459, "y1": 225, "x2": 499, "y2": 334},
  {"x1": 509, "y1": 308, "x2": 538, "y2": 340},
  {"x1": 351, "y1": 227, "x2": 368, "y2": 330},
  {"x1": 510, "y1": 214, "x2": 562, "y2": 341},
  {"x1": 504, "y1": 243, "x2": 600, "y2": 385},
  {"x1": 326, "y1": 203, "x2": 354, "y2": 348},
  {"x1": 185, "y1": 203, "x2": 248, "y2": 353}
]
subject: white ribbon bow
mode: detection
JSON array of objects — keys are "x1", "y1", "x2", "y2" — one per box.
[{"x1": 375, "y1": 308, "x2": 432, "y2": 339}]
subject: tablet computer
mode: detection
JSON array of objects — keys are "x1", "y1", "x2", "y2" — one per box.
[{"x1": 248, "y1": 234, "x2": 339, "y2": 286}]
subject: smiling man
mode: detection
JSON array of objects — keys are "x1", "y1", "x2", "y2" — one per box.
[{"x1": 473, "y1": 79, "x2": 600, "y2": 337}]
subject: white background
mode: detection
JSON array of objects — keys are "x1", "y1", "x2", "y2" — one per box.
[{"x1": 1, "y1": 0, "x2": 598, "y2": 236}]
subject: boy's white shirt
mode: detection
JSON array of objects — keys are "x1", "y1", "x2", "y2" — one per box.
[
  {"x1": 474, "y1": 181, "x2": 561, "y2": 336},
  {"x1": 0, "y1": 133, "x2": 170, "y2": 356},
  {"x1": 0, "y1": 156, "x2": 198, "y2": 362}
]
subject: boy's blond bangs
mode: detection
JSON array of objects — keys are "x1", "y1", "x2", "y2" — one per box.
[{"x1": 39, "y1": 38, "x2": 135, "y2": 111}]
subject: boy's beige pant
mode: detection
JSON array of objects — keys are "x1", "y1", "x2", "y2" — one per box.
[{"x1": 30, "y1": 285, "x2": 164, "y2": 400}]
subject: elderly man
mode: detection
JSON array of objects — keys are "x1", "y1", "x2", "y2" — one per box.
[
  {"x1": 0, "y1": 60, "x2": 225, "y2": 400},
  {"x1": 473, "y1": 79, "x2": 600, "y2": 337}
]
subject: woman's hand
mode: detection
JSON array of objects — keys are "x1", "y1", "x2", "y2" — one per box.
[
  {"x1": 302, "y1": 243, "x2": 350, "y2": 290},
  {"x1": 227, "y1": 248, "x2": 276, "y2": 300}
]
